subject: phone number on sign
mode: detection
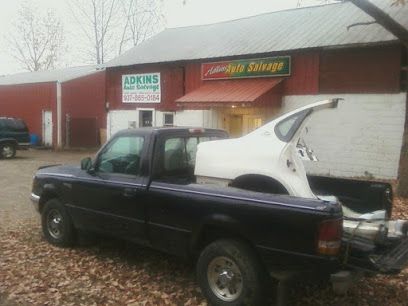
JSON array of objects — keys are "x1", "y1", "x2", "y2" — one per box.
[{"x1": 123, "y1": 93, "x2": 160, "y2": 103}]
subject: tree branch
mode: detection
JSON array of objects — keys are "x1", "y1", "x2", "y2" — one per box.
[{"x1": 348, "y1": 0, "x2": 408, "y2": 46}]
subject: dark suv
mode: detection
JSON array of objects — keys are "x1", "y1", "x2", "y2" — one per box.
[{"x1": 0, "y1": 117, "x2": 30, "y2": 159}]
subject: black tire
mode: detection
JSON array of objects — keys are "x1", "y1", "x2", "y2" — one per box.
[
  {"x1": 197, "y1": 239, "x2": 267, "y2": 306},
  {"x1": 41, "y1": 199, "x2": 76, "y2": 247},
  {"x1": 0, "y1": 143, "x2": 16, "y2": 159}
]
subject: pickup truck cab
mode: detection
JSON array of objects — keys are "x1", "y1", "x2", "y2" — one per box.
[
  {"x1": 31, "y1": 126, "x2": 408, "y2": 305},
  {"x1": 0, "y1": 117, "x2": 30, "y2": 159}
]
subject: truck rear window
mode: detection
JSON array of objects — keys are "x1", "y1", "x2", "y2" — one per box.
[{"x1": 160, "y1": 136, "x2": 221, "y2": 179}]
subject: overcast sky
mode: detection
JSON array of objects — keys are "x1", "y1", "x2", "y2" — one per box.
[{"x1": 0, "y1": 0, "x2": 324, "y2": 75}]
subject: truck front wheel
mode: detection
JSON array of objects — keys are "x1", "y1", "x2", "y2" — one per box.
[
  {"x1": 197, "y1": 239, "x2": 266, "y2": 305},
  {"x1": 41, "y1": 199, "x2": 76, "y2": 247},
  {"x1": 0, "y1": 143, "x2": 16, "y2": 159}
]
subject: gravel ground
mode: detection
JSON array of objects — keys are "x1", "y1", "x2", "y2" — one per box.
[
  {"x1": 1, "y1": 150, "x2": 408, "y2": 305},
  {"x1": 0, "y1": 149, "x2": 94, "y2": 230}
]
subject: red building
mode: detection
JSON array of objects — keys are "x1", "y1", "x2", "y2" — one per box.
[
  {"x1": 0, "y1": 66, "x2": 106, "y2": 148},
  {"x1": 104, "y1": 1, "x2": 407, "y2": 180}
]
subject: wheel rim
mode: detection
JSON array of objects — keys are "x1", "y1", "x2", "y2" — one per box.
[
  {"x1": 47, "y1": 209, "x2": 63, "y2": 239},
  {"x1": 2, "y1": 145, "x2": 14, "y2": 158},
  {"x1": 207, "y1": 256, "x2": 243, "y2": 302}
]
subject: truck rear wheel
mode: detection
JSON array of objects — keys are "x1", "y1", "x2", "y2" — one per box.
[
  {"x1": 41, "y1": 199, "x2": 76, "y2": 247},
  {"x1": 0, "y1": 143, "x2": 16, "y2": 159},
  {"x1": 197, "y1": 239, "x2": 266, "y2": 305}
]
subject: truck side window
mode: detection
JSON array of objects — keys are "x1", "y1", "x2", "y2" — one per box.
[{"x1": 98, "y1": 136, "x2": 144, "y2": 175}]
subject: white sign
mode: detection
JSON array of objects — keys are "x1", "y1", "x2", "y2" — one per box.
[{"x1": 122, "y1": 73, "x2": 161, "y2": 103}]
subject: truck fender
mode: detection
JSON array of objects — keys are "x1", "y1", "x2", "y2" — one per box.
[
  {"x1": 191, "y1": 214, "x2": 251, "y2": 252},
  {"x1": 38, "y1": 183, "x2": 59, "y2": 213}
]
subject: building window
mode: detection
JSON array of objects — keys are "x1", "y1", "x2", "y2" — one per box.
[{"x1": 163, "y1": 113, "x2": 174, "y2": 126}]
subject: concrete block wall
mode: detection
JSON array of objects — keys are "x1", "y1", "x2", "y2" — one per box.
[{"x1": 281, "y1": 94, "x2": 406, "y2": 179}]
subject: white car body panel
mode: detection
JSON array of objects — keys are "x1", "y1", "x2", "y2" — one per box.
[{"x1": 195, "y1": 99, "x2": 340, "y2": 199}]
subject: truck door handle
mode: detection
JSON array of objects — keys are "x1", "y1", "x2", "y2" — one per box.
[{"x1": 122, "y1": 188, "x2": 139, "y2": 198}]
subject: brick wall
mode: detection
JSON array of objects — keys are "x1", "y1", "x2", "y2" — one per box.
[{"x1": 281, "y1": 94, "x2": 406, "y2": 179}]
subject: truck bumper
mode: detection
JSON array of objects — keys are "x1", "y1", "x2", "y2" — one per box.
[{"x1": 30, "y1": 193, "x2": 40, "y2": 212}]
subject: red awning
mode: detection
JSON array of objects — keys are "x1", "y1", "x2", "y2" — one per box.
[{"x1": 176, "y1": 78, "x2": 284, "y2": 108}]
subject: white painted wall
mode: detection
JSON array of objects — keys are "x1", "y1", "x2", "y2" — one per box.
[
  {"x1": 107, "y1": 110, "x2": 138, "y2": 138},
  {"x1": 155, "y1": 111, "x2": 165, "y2": 127},
  {"x1": 174, "y1": 109, "x2": 205, "y2": 127},
  {"x1": 281, "y1": 93, "x2": 406, "y2": 179},
  {"x1": 174, "y1": 109, "x2": 224, "y2": 129},
  {"x1": 108, "y1": 109, "x2": 209, "y2": 138}
]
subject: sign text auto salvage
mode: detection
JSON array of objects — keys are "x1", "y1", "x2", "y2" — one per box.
[
  {"x1": 202, "y1": 56, "x2": 291, "y2": 80},
  {"x1": 122, "y1": 73, "x2": 161, "y2": 103}
]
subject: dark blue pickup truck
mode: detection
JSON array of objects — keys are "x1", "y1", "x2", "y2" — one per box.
[
  {"x1": 30, "y1": 127, "x2": 408, "y2": 305},
  {"x1": 0, "y1": 117, "x2": 30, "y2": 159}
]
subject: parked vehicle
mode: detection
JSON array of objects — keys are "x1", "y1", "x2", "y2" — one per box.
[
  {"x1": 30, "y1": 123, "x2": 408, "y2": 305},
  {"x1": 0, "y1": 117, "x2": 30, "y2": 159}
]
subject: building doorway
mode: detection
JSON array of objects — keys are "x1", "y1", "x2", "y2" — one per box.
[
  {"x1": 217, "y1": 106, "x2": 276, "y2": 137},
  {"x1": 139, "y1": 110, "x2": 153, "y2": 127},
  {"x1": 42, "y1": 110, "x2": 53, "y2": 146},
  {"x1": 229, "y1": 115, "x2": 243, "y2": 138},
  {"x1": 243, "y1": 115, "x2": 263, "y2": 134}
]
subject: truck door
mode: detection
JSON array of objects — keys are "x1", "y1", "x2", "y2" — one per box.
[
  {"x1": 146, "y1": 132, "x2": 227, "y2": 256},
  {"x1": 71, "y1": 134, "x2": 149, "y2": 245}
]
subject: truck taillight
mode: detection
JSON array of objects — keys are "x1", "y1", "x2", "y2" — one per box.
[{"x1": 317, "y1": 218, "x2": 342, "y2": 256}]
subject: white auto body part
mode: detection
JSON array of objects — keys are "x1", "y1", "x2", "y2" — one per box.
[{"x1": 195, "y1": 99, "x2": 341, "y2": 199}]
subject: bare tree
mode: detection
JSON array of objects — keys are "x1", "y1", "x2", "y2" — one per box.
[
  {"x1": 69, "y1": 0, "x2": 121, "y2": 64},
  {"x1": 118, "y1": 0, "x2": 164, "y2": 54},
  {"x1": 69, "y1": 0, "x2": 162, "y2": 64},
  {"x1": 392, "y1": 0, "x2": 406, "y2": 5},
  {"x1": 8, "y1": 3, "x2": 64, "y2": 72}
]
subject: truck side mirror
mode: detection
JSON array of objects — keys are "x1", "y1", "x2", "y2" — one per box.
[{"x1": 81, "y1": 157, "x2": 93, "y2": 171}]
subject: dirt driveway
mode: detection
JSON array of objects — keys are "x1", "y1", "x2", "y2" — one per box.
[
  {"x1": 1, "y1": 150, "x2": 408, "y2": 305},
  {"x1": 0, "y1": 149, "x2": 94, "y2": 229}
]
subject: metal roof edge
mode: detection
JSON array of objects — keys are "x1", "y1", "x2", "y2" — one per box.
[
  {"x1": 0, "y1": 80, "x2": 58, "y2": 87},
  {"x1": 0, "y1": 65, "x2": 105, "y2": 86},
  {"x1": 59, "y1": 67, "x2": 106, "y2": 83},
  {"x1": 105, "y1": 40, "x2": 401, "y2": 70}
]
